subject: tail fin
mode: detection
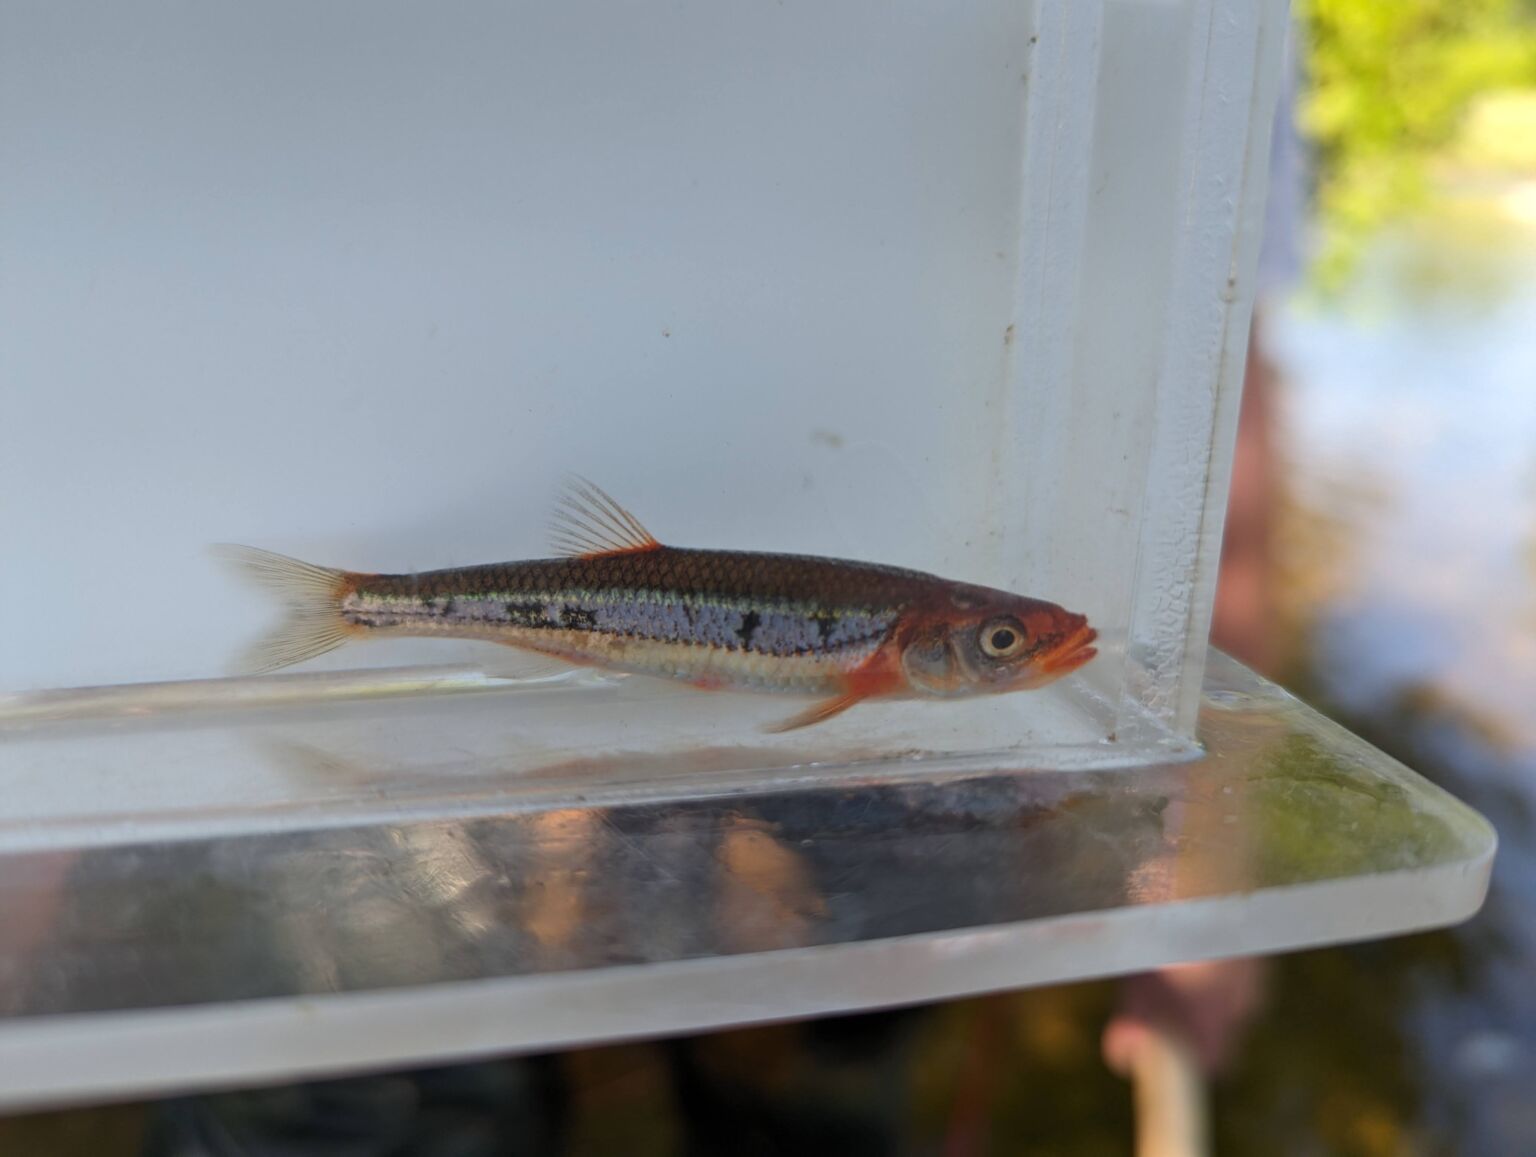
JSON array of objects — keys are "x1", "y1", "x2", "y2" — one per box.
[{"x1": 212, "y1": 545, "x2": 354, "y2": 674}]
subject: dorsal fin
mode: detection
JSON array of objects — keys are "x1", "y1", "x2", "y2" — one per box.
[{"x1": 548, "y1": 476, "x2": 663, "y2": 559}]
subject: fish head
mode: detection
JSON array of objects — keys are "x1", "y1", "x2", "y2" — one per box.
[{"x1": 898, "y1": 587, "x2": 1097, "y2": 698}]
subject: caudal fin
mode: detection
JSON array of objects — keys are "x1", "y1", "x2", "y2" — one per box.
[{"x1": 212, "y1": 545, "x2": 355, "y2": 674}]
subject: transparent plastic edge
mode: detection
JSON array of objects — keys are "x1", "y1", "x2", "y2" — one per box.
[
  {"x1": 0, "y1": 855, "x2": 1492, "y2": 1115},
  {"x1": 1122, "y1": 0, "x2": 1293, "y2": 738}
]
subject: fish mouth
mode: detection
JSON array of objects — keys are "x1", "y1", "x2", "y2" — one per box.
[{"x1": 1038, "y1": 624, "x2": 1098, "y2": 677}]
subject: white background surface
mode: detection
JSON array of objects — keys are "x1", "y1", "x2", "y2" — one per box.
[{"x1": 3, "y1": 0, "x2": 1035, "y2": 690}]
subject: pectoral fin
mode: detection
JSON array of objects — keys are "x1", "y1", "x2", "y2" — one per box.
[
  {"x1": 765, "y1": 649, "x2": 907, "y2": 733},
  {"x1": 764, "y1": 692, "x2": 868, "y2": 733}
]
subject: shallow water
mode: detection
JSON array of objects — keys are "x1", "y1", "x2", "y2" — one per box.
[{"x1": 1258, "y1": 200, "x2": 1536, "y2": 1155}]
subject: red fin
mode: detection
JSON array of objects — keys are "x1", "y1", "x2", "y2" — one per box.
[
  {"x1": 764, "y1": 692, "x2": 867, "y2": 733},
  {"x1": 548, "y1": 476, "x2": 663, "y2": 559},
  {"x1": 764, "y1": 651, "x2": 905, "y2": 733}
]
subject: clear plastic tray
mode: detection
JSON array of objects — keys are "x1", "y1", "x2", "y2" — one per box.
[{"x1": 0, "y1": 655, "x2": 1495, "y2": 1110}]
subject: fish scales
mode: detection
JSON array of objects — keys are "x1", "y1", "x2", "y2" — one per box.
[{"x1": 340, "y1": 548, "x2": 914, "y2": 661}]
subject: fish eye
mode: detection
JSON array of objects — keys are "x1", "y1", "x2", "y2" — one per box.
[{"x1": 979, "y1": 617, "x2": 1027, "y2": 659}]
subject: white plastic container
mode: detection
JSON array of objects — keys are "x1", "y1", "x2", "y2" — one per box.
[{"x1": 2, "y1": 0, "x2": 1291, "y2": 835}]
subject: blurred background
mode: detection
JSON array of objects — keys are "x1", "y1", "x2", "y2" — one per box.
[{"x1": 6, "y1": 0, "x2": 1536, "y2": 1152}]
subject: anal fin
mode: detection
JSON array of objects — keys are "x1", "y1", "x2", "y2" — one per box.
[{"x1": 479, "y1": 648, "x2": 584, "y2": 682}]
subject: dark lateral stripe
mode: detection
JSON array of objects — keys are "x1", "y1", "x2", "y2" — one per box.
[{"x1": 342, "y1": 590, "x2": 896, "y2": 658}]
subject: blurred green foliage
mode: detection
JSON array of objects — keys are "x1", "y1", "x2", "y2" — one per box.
[{"x1": 1299, "y1": 0, "x2": 1536, "y2": 286}]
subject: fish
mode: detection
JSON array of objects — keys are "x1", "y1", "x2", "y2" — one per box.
[{"x1": 216, "y1": 479, "x2": 1097, "y2": 731}]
